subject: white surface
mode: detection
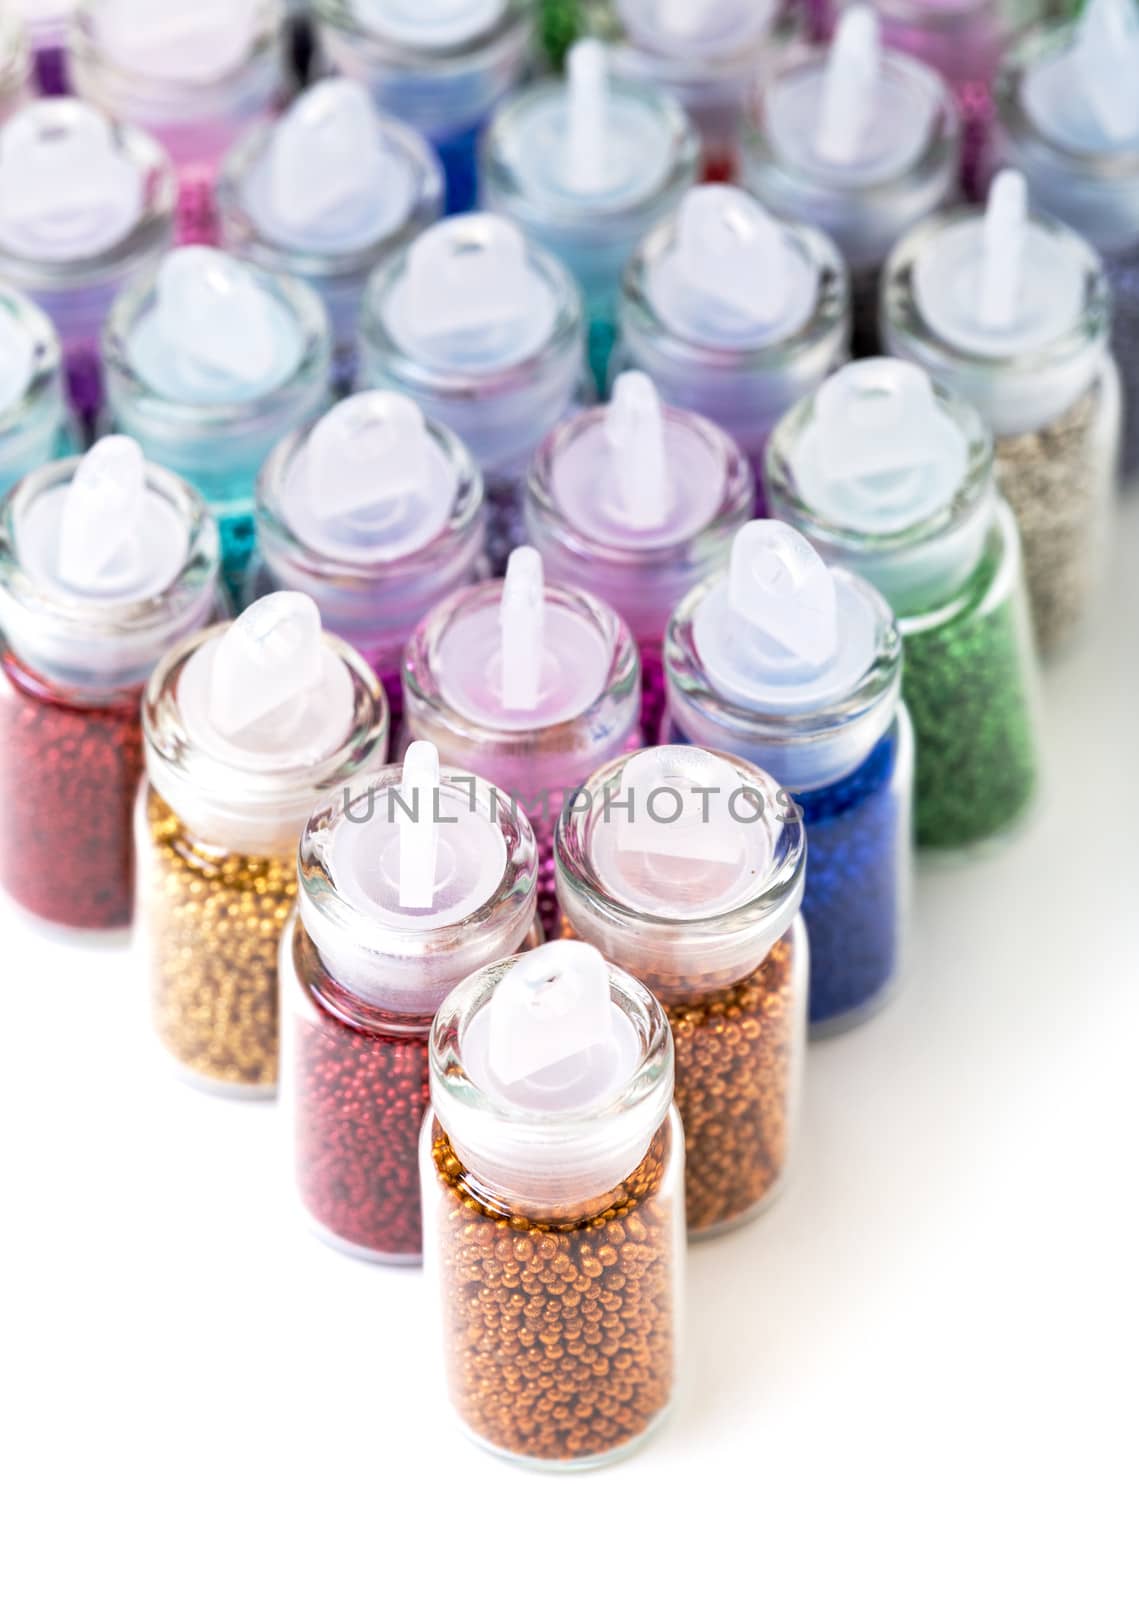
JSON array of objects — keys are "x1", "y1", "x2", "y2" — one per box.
[{"x1": 2, "y1": 521, "x2": 1137, "y2": 1598}]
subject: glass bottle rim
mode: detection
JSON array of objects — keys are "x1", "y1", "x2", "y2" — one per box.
[
  {"x1": 71, "y1": 0, "x2": 284, "y2": 98},
  {"x1": 312, "y1": 0, "x2": 532, "y2": 70},
  {"x1": 995, "y1": 22, "x2": 1139, "y2": 183},
  {"x1": 0, "y1": 285, "x2": 61, "y2": 439}
]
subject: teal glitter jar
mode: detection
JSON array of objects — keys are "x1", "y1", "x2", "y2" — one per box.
[
  {"x1": 103, "y1": 245, "x2": 332, "y2": 596},
  {"x1": 765, "y1": 357, "x2": 1042, "y2": 855}
]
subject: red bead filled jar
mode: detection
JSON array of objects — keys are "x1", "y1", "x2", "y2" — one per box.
[
  {"x1": 0, "y1": 437, "x2": 219, "y2": 932},
  {"x1": 282, "y1": 740, "x2": 541, "y2": 1264}
]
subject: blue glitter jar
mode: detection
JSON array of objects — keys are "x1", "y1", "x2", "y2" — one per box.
[
  {"x1": 665, "y1": 517, "x2": 911, "y2": 1035},
  {"x1": 313, "y1": 0, "x2": 532, "y2": 216}
]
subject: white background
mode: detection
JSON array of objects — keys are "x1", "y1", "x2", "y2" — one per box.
[{"x1": 2, "y1": 532, "x2": 1136, "y2": 1600}]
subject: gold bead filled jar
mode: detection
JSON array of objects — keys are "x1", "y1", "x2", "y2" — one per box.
[
  {"x1": 137, "y1": 590, "x2": 389, "y2": 1097},
  {"x1": 556, "y1": 744, "x2": 808, "y2": 1236},
  {"x1": 421, "y1": 940, "x2": 683, "y2": 1471}
]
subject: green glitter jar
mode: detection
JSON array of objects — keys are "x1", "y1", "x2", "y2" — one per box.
[
  {"x1": 536, "y1": 0, "x2": 619, "y2": 71},
  {"x1": 766, "y1": 357, "x2": 1042, "y2": 854}
]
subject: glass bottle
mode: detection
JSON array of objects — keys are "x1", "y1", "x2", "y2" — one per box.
[
  {"x1": 614, "y1": 183, "x2": 849, "y2": 494},
  {"x1": 312, "y1": 0, "x2": 532, "y2": 216},
  {"x1": 70, "y1": 0, "x2": 288, "y2": 245},
  {"x1": 403, "y1": 546, "x2": 641, "y2": 937},
  {"x1": 481, "y1": 40, "x2": 698, "y2": 391},
  {"x1": 992, "y1": 0, "x2": 1139, "y2": 480},
  {"x1": 665, "y1": 520, "x2": 911, "y2": 1033},
  {"x1": 421, "y1": 939, "x2": 683, "y2": 1469},
  {"x1": 104, "y1": 245, "x2": 332, "y2": 596},
  {"x1": 137, "y1": 592, "x2": 389, "y2": 1097},
  {"x1": 217, "y1": 80, "x2": 444, "y2": 391},
  {"x1": 766, "y1": 357, "x2": 1042, "y2": 854},
  {"x1": 0, "y1": 8, "x2": 31, "y2": 114},
  {"x1": 0, "y1": 438, "x2": 220, "y2": 932},
  {"x1": 0, "y1": 99, "x2": 175, "y2": 429},
  {"x1": 252, "y1": 391, "x2": 485, "y2": 731},
  {"x1": 283, "y1": 740, "x2": 541, "y2": 1263},
  {"x1": 524, "y1": 371, "x2": 753, "y2": 742},
  {"x1": 0, "y1": 287, "x2": 78, "y2": 497},
  {"x1": 868, "y1": 0, "x2": 1006, "y2": 196},
  {"x1": 882, "y1": 169, "x2": 1120, "y2": 657},
  {"x1": 556, "y1": 744, "x2": 807, "y2": 1235},
  {"x1": 742, "y1": 6, "x2": 959, "y2": 356},
  {"x1": 358, "y1": 213, "x2": 584, "y2": 575}
]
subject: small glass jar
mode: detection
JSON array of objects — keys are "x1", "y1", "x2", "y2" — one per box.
[
  {"x1": 766, "y1": 357, "x2": 1043, "y2": 854},
  {"x1": 481, "y1": 44, "x2": 698, "y2": 391},
  {"x1": 557, "y1": 746, "x2": 807, "y2": 1236},
  {"x1": 403, "y1": 554, "x2": 641, "y2": 936},
  {"x1": 882, "y1": 180, "x2": 1120, "y2": 656},
  {"x1": 869, "y1": 0, "x2": 1006, "y2": 196},
  {"x1": 252, "y1": 392, "x2": 485, "y2": 729},
  {"x1": 0, "y1": 98, "x2": 176, "y2": 428},
  {"x1": 217, "y1": 81, "x2": 444, "y2": 390},
  {"x1": 421, "y1": 941, "x2": 683, "y2": 1469},
  {"x1": 71, "y1": 0, "x2": 288, "y2": 245},
  {"x1": 524, "y1": 372, "x2": 753, "y2": 742},
  {"x1": 283, "y1": 752, "x2": 541, "y2": 1263},
  {"x1": 614, "y1": 183, "x2": 849, "y2": 494},
  {"x1": 358, "y1": 214, "x2": 584, "y2": 575},
  {"x1": 993, "y1": 11, "x2": 1139, "y2": 480},
  {"x1": 0, "y1": 441, "x2": 220, "y2": 932},
  {"x1": 138, "y1": 593, "x2": 389, "y2": 1097},
  {"x1": 314, "y1": 0, "x2": 532, "y2": 215},
  {"x1": 0, "y1": 287, "x2": 77, "y2": 497},
  {"x1": 104, "y1": 247, "x2": 332, "y2": 594},
  {"x1": 664, "y1": 519, "x2": 912, "y2": 1034},
  {"x1": 742, "y1": 16, "x2": 960, "y2": 355},
  {"x1": 0, "y1": 9, "x2": 31, "y2": 116}
]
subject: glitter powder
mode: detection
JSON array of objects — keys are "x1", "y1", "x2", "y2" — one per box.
[
  {"x1": 991, "y1": 373, "x2": 1120, "y2": 656},
  {"x1": 901, "y1": 521, "x2": 1040, "y2": 851},
  {"x1": 140, "y1": 788, "x2": 297, "y2": 1095},
  {"x1": 426, "y1": 1115, "x2": 679, "y2": 1465},
  {"x1": 0, "y1": 652, "x2": 142, "y2": 931}
]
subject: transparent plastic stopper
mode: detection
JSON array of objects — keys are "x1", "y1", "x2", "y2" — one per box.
[
  {"x1": 156, "y1": 248, "x2": 278, "y2": 387},
  {"x1": 616, "y1": 746, "x2": 745, "y2": 867},
  {"x1": 566, "y1": 40, "x2": 609, "y2": 195},
  {"x1": 405, "y1": 216, "x2": 545, "y2": 344},
  {"x1": 207, "y1": 591, "x2": 326, "y2": 739},
  {"x1": 1074, "y1": 0, "x2": 1139, "y2": 144},
  {"x1": 98, "y1": 0, "x2": 260, "y2": 81},
  {"x1": 0, "y1": 100, "x2": 143, "y2": 240},
  {"x1": 728, "y1": 519, "x2": 838, "y2": 668},
  {"x1": 57, "y1": 436, "x2": 146, "y2": 594},
  {"x1": 308, "y1": 392, "x2": 429, "y2": 522},
  {"x1": 813, "y1": 358, "x2": 953, "y2": 479},
  {"x1": 269, "y1": 81, "x2": 386, "y2": 229},
  {"x1": 677, "y1": 186, "x2": 789, "y2": 325},
  {"x1": 605, "y1": 372, "x2": 672, "y2": 529},
  {"x1": 398, "y1": 739, "x2": 441, "y2": 910},
  {"x1": 500, "y1": 546, "x2": 545, "y2": 713},
  {"x1": 816, "y1": 6, "x2": 880, "y2": 165},
  {"x1": 488, "y1": 942, "x2": 615, "y2": 1091},
  {"x1": 979, "y1": 170, "x2": 1026, "y2": 334}
]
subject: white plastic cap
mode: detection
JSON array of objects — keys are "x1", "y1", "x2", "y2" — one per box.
[
  {"x1": 155, "y1": 247, "x2": 279, "y2": 390},
  {"x1": 816, "y1": 7, "x2": 880, "y2": 165},
  {"x1": 15, "y1": 436, "x2": 192, "y2": 602},
  {"x1": 1024, "y1": 0, "x2": 1139, "y2": 151},
  {"x1": 500, "y1": 545, "x2": 545, "y2": 713},
  {"x1": 353, "y1": 0, "x2": 508, "y2": 49},
  {"x1": 617, "y1": 0, "x2": 775, "y2": 54},
  {"x1": 912, "y1": 170, "x2": 1085, "y2": 358},
  {"x1": 604, "y1": 372, "x2": 672, "y2": 529},
  {"x1": 175, "y1": 592, "x2": 356, "y2": 775},
  {"x1": 96, "y1": 0, "x2": 262, "y2": 83},
  {"x1": 565, "y1": 40, "x2": 609, "y2": 194},
  {"x1": 486, "y1": 941, "x2": 628, "y2": 1100},
  {"x1": 267, "y1": 81, "x2": 401, "y2": 239},
  {"x1": 398, "y1": 739, "x2": 441, "y2": 909},
  {"x1": 0, "y1": 100, "x2": 145, "y2": 260},
  {"x1": 648, "y1": 186, "x2": 818, "y2": 346},
  {"x1": 396, "y1": 215, "x2": 558, "y2": 369},
  {"x1": 0, "y1": 300, "x2": 35, "y2": 413},
  {"x1": 692, "y1": 520, "x2": 878, "y2": 714}
]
